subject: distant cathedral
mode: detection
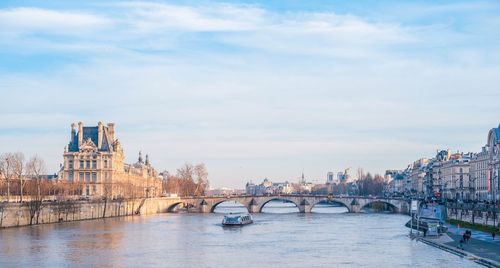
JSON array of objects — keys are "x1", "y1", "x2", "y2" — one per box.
[{"x1": 60, "y1": 122, "x2": 161, "y2": 198}]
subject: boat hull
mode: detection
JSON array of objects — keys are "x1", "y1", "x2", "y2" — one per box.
[{"x1": 222, "y1": 220, "x2": 253, "y2": 226}]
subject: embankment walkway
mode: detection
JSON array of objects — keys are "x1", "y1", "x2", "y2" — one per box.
[{"x1": 418, "y1": 231, "x2": 500, "y2": 268}]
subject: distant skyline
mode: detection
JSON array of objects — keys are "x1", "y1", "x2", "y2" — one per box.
[{"x1": 1, "y1": 1, "x2": 500, "y2": 188}]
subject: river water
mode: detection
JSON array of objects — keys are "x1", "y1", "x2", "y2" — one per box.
[{"x1": 0, "y1": 201, "x2": 480, "y2": 267}]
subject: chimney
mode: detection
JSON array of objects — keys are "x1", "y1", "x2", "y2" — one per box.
[
  {"x1": 70, "y1": 123, "x2": 76, "y2": 143},
  {"x1": 107, "y1": 123, "x2": 115, "y2": 141},
  {"x1": 97, "y1": 121, "x2": 103, "y2": 149},
  {"x1": 78, "y1": 121, "x2": 83, "y2": 147}
]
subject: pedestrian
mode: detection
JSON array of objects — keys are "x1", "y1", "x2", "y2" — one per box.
[
  {"x1": 493, "y1": 232, "x2": 496, "y2": 241},
  {"x1": 459, "y1": 239, "x2": 464, "y2": 249},
  {"x1": 463, "y1": 232, "x2": 467, "y2": 243}
]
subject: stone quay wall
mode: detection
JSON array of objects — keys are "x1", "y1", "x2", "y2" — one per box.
[
  {"x1": 0, "y1": 197, "x2": 182, "y2": 229},
  {"x1": 446, "y1": 205, "x2": 499, "y2": 228}
]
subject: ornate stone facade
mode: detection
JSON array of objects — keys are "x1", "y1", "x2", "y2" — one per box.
[
  {"x1": 470, "y1": 147, "x2": 489, "y2": 200},
  {"x1": 439, "y1": 153, "x2": 471, "y2": 200},
  {"x1": 59, "y1": 122, "x2": 161, "y2": 198}
]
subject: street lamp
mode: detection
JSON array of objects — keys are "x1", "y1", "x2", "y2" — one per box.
[
  {"x1": 459, "y1": 167, "x2": 465, "y2": 202},
  {"x1": 493, "y1": 168, "x2": 498, "y2": 228},
  {"x1": 438, "y1": 170, "x2": 444, "y2": 204},
  {"x1": 469, "y1": 176, "x2": 478, "y2": 203}
]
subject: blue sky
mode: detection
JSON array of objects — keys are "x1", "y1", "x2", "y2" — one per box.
[{"x1": 1, "y1": 1, "x2": 499, "y2": 188}]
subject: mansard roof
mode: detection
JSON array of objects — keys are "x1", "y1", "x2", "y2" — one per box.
[
  {"x1": 495, "y1": 124, "x2": 500, "y2": 141},
  {"x1": 487, "y1": 124, "x2": 500, "y2": 146},
  {"x1": 68, "y1": 122, "x2": 114, "y2": 152},
  {"x1": 82, "y1": 127, "x2": 99, "y2": 148}
]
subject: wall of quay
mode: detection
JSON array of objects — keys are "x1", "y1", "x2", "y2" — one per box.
[
  {"x1": 0, "y1": 197, "x2": 182, "y2": 228},
  {"x1": 447, "y1": 206, "x2": 499, "y2": 228}
]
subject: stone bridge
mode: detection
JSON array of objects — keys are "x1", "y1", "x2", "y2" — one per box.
[{"x1": 166, "y1": 195, "x2": 410, "y2": 214}]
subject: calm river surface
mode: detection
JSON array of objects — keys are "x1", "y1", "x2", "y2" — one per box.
[{"x1": 0, "y1": 201, "x2": 480, "y2": 267}]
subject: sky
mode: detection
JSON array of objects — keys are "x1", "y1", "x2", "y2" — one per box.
[{"x1": 1, "y1": 1, "x2": 499, "y2": 188}]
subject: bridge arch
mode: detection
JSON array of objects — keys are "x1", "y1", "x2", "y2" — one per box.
[
  {"x1": 167, "y1": 202, "x2": 185, "y2": 213},
  {"x1": 259, "y1": 197, "x2": 300, "y2": 213},
  {"x1": 311, "y1": 199, "x2": 351, "y2": 213},
  {"x1": 361, "y1": 200, "x2": 398, "y2": 213},
  {"x1": 210, "y1": 199, "x2": 248, "y2": 213}
]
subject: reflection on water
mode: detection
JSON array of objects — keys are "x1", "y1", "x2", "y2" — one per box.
[
  {"x1": 0, "y1": 201, "x2": 480, "y2": 267},
  {"x1": 262, "y1": 200, "x2": 299, "y2": 213},
  {"x1": 312, "y1": 204, "x2": 349, "y2": 213}
]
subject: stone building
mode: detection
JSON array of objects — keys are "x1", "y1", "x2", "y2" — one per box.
[
  {"x1": 439, "y1": 153, "x2": 471, "y2": 200},
  {"x1": 470, "y1": 147, "x2": 489, "y2": 200},
  {"x1": 409, "y1": 158, "x2": 429, "y2": 197},
  {"x1": 486, "y1": 124, "x2": 500, "y2": 201},
  {"x1": 59, "y1": 122, "x2": 162, "y2": 199},
  {"x1": 385, "y1": 170, "x2": 405, "y2": 196}
]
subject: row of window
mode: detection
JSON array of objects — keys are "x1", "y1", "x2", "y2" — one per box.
[
  {"x1": 68, "y1": 171, "x2": 108, "y2": 182},
  {"x1": 472, "y1": 161, "x2": 489, "y2": 170},
  {"x1": 68, "y1": 159, "x2": 108, "y2": 169}
]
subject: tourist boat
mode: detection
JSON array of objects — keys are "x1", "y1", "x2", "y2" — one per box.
[
  {"x1": 405, "y1": 217, "x2": 447, "y2": 235},
  {"x1": 405, "y1": 203, "x2": 448, "y2": 235},
  {"x1": 222, "y1": 213, "x2": 253, "y2": 226}
]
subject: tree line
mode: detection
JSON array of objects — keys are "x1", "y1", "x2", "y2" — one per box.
[
  {"x1": 162, "y1": 163, "x2": 209, "y2": 196},
  {"x1": 0, "y1": 152, "x2": 49, "y2": 203},
  {"x1": 1, "y1": 152, "x2": 211, "y2": 201},
  {"x1": 327, "y1": 168, "x2": 388, "y2": 196}
]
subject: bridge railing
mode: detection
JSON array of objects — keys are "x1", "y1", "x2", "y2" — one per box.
[{"x1": 179, "y1": 194, "x2": 408, "y2": 201}]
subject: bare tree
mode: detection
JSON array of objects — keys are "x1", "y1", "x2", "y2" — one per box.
[
  {"x1": 0, "y1": 153, "x2": 16, "y2": 201},
  {"x1": 357, "y1": 168, "x2": 365, "y2": 181},
  {"x1": 102, "y1": 182, "x2": 112, "y2": 218},
  {"x1": 27, "y1": 155, "x2": 46, "y2": 201},
  {"x1": 11, "y1": 152, "x2": 26, "y2": 202},
  {"x1": 194, "y1": 163, "x2": 209, "y2": 196},
  {"x1": 177, "y1": 163, "x2": 195, "y2": 196},
  {"x1": 26, "y1": 155, "x2": 47, "y2": 224},
  {"x1": 168, "y1": 163, "x2": 210, "y2": 197}
]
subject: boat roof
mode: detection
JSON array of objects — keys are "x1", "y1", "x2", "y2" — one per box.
[{"x1": 224, "y1": 213, "x2": 250, "y2": 217}]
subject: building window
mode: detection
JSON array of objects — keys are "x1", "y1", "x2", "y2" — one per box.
[
  {"x1": 80, "y1": 160, "x2": 84, "y2": 169},
  {"x1": 68, "y1": 171, "x2": 74, "y2": 182},
  {"x1": 79, "y1": 172, "x2": 84, "y2": 182},
  {"x1": 86, "y1": 161, "x2": 90, "y2": 169},
  {"x1": 92, "y1": 172, "x2": 97, "y2": 182},
  {"x1": 68, "y1": 160, "x2": 73, "y2": 169},
  {"x1": 104, "y1": 160, "x2": 108, "y2": 168},
  {"x1": 85, "y1": 172, "x2": 90, "y2": 182},
  {"x1": 92, "y1": 160, "x2": 97, "y2": 169}
]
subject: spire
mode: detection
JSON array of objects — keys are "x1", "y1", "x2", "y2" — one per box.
[
  {"x1": 145, "y1": 154, "x2": 150, "y2": 166},
  {"x1": 138, "y1": 151, "x2": 143, "y2": 164}
]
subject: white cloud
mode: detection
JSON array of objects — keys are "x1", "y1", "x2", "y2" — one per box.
[
  {"x1": 115, "y1": 2, "x2": 265, "y2": 32},
  {"x1": 0, "y1": 7, "x2": 111, "y2": 34}
]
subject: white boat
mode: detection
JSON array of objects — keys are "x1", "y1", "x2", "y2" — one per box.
[{"x1": 222, "y1": 213, "x2": 253, "y2": 226}]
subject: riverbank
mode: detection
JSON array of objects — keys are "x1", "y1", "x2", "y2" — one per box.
[{"x1": 418, "y1": 234, "x2": 500, "y2": 268}]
